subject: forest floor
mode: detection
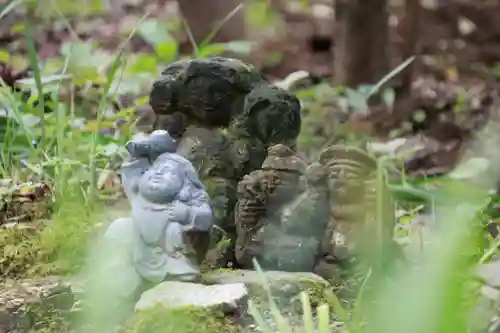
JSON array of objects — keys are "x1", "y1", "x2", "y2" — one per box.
[{"x1": 3, "y1": 0, "x2": 500, "y2": 332}]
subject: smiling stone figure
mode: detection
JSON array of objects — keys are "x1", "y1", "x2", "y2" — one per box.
[{"x1": 103, "y1": 130, "x2": 214, "y2": 296}]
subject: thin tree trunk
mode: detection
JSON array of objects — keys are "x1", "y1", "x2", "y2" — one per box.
[
  {"x1": 178, "y1": 0, "x2": 246, "y2": 45},
  {"x1": 400, "y1": 0, "x2": 422, "y2": 92},
  {"x1": 333, "y1": 0, "x2": 390, "y2": 87}
]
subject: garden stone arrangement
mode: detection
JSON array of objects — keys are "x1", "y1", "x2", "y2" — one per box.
[{"x1": 0, "y1": 57, "x2": 397, "y2": 332}]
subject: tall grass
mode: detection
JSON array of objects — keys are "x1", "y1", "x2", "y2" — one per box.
[{"x1": 0, "y1": 6, "x2": 149, "y2": 279}]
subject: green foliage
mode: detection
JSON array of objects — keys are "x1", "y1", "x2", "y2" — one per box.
[
  {"x1": 0, "y1": 222, "x2": 45, "y2": 279},
  {"x1": 36, "y1": 190, "x2": 103, "y2": 274}
]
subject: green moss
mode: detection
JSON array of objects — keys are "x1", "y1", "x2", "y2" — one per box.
[
  {"x1": 123, "y1": 304, "x2": 240, "y2": 333},
  {"x1": 239, "y1": 275, "x2": 332, "y2": 314},
  {"x1": 294, "y1": 277, "x2": 331, "y2": 307},
  {"x1": 0, "y1": 186, "x2": 109, "y2": 280},
  {"x1": 25, "y1": 304, "x2": 72, "y2": 333},
  {"x1": 1, "y1": 225, "x2": 36, "y2": 279}
]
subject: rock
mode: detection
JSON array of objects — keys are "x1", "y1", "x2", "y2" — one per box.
[
  {"x1": 473, "y1": 262, "x2": 500, "y2": 333},
  {"x1": 477, "y1": 261, "x2": 500, "y2": 301},
  {"x1": 203, "y1": 270, "x2": 335, "y2": 333},
  {"x1": 0, "y1": 276, "x2": 74, "y2": 332},
  {"x1": 127, "y1": 282, "x2": 246, "y2": 333},
  {"x1": 134, "y1": 281, "x2": 248, "y2": 313},
  {"x1": 478, "y1": 261, "x2": 500, "y2": 289},
  {"x1": 202, "y1": 269, "x2": 331, "y2": 308}
]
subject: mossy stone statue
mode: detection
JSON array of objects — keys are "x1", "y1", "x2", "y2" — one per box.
[{"x1": 149, "y1": 57, "x2": 267, "y2": 137}]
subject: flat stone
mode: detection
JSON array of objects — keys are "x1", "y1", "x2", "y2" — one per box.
[
  {"x1": 134, "y1": 281, "x2": 248, "y2": 312},
  {"x1": 477, "y1": 261, "x2": 500, "y2": 289},
  {"x1": 477, "y1": 261, "x2": 500, "y2": 301}
]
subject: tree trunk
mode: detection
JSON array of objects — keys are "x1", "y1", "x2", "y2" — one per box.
[
  {"x1": 178, "y1": 0, "x2": 246, "y2": 45},
  {"x1": 333, "y1": 0, "x2": 390, "y2": 87},
  {"x1": 400, "y1": 0, "x2": 422, "y2": 92}
]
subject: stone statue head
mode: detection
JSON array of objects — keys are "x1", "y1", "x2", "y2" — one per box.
[
  {"x1": 125, "y1": 130, "x2": 178, "y2": 162},
  {"x1": 120, "y1": 130, "x2": 197, "y2": 205},
  {"x1": 239, "y1": 85, "x2": 301, "y2": 148},
  {"x1": 138, "y1": 158, "x2": 184, "y2": 204},
  {"x1": 261, "y1": 144, "x2": 308, "y2": 173}
]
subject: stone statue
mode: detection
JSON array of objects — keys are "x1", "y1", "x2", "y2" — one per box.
[
  {"x1": 150, "y1": 57, "x2": 267, "y2": 138},
  {"x1": 318, "y1": 145, "x2": 397, "y2": 268},
  {"x1": 175, "y1": 125, "x2": 239, "y2": 266},
  {"x1": 149, "y1": 57, "x2": 303, "y2": 268},
  {"x1": 227, "y1": 84, "x2": 303, "y2": 177},
  {"x1": 103, "y1": 130, "x2": 213, "y2": 296},
  {"x1": 234, "y1": 144, "x2": 308, "y2": 269},
  {"x1": 262, "y1": 162, "x2": 331, "y2": 272}
]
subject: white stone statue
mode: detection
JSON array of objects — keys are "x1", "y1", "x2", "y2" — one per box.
[{"x1": 103, "y1": 130, "x2": 213, "y2": 297}]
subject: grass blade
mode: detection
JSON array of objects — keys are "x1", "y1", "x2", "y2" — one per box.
[
  {"x1": 252, "y1": 258, "x2": 293, "y2": 333},
  {"x1": 324, "y1": 288, "x2": 351, "y2": 326},
  {"x1": 0, "y1": 0, "x2": 22, "y2": 20},
  {"x1": 198, "y1": 2, "x2": 244, "y2": 51},
  {"x1": 317, "y1": 304, "x2": 330, "y2": 333},
  {"x1": 248, "y1": 299, "x2": 274, "y2": 333},
  {"x1": 301, "y1": 292, "x2": 315, "y2": 333},
  {"x1": 181, "y1": 15, "x2": 199, "y2": 57},
  {"x1": 25, "y1": 23, "x2": 46, "y2": 145},
  {"x1": 88, "y1": 12, "x2": 149, "y2": 197},
  {"x1": 368, "y1": 56, "x2": 415, "y2": 97}
]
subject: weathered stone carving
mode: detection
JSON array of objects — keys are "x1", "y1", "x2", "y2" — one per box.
[
  {"x1": 104, "y1": 130, "x2": 214, "y2": 295},
  {"x1": 175, "y1": 125, "x2": 239, "y2": 266},
  {"x1": 150, "y1": 57, "x2": 303, "y2": 268},
  {"x1": 318, "y1": 145, "x2": 396, "y2": 266},
  {"x1": 234, "y1": 144, "x2": 308, "y2": 269},
  {"x1": 261, "y1": 162, "x2": 331, "y2": 272},
  {"x1": 149, "y1": 57, "x2": 267, "y2": 138},
  {"x1": 227, "y1": 84, "x2": 303, "y2": 177},
  {"x1": 231, "y1": 143, "x2": 398, "y2": 276}
]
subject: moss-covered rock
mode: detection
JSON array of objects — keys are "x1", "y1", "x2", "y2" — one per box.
[
  {"x1": 202, "y1": 269, "x2": 332, "y2": 310},
  {"x1": 123, "y1": 304, "x2": 241, "y2": 333},
  {"x1": 0, "y1": 276, "x2": 74, "y2": 332},
  {"x1": 0, "y1": 222, "x2": 45, "y2": 280}
]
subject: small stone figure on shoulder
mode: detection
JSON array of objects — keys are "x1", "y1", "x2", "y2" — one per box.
[
  {"x1": 103, "y1": 130, "x2": 214, "y2": 296},
  {"x1": 259, "y1": 162, "x2": 331, "y2": 272},
  {"x1": 234, "y1": 144, "x2": 308, "y2": 269}
]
